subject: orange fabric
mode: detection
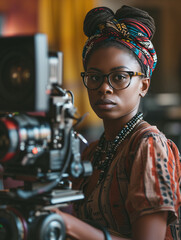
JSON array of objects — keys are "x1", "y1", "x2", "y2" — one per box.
[{"x1": 149, "y1": 137, "x2": 163, "y2": 204}]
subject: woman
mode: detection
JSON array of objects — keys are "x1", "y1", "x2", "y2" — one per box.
[{"x1": 55, "y1": 5, "x2": 181, "y2": 240}]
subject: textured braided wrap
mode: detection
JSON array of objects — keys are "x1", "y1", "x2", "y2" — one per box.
[{"x1": 82, "y1": 7, "x2": 157, "y2": 78}]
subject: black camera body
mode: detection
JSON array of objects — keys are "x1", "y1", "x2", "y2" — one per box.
[
  {"x1": 0, "y1": 34, "x2": 49, "y2": 112},
  {"x1": 0, "y1": 34, "x2": 92, "y2": 240}
]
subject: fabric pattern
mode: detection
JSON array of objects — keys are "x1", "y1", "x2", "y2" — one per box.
[
  {"x1": 82, "y1": 15, "x2": 157, "y2": 78},
  {"x1": 73, "y1": 123, "x2": 181, "y2": 239}
]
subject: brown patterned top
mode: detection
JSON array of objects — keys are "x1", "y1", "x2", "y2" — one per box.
[{"x1": 73, "y1": 122, "x2": 181, "y2": 239}]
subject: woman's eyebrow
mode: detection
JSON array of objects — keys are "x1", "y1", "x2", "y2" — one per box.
[
  {"x1": 87, "y1": 67, "x2": 101, "y2": 72},
  {"x1": 110, "y1": 66, "x2": 130, "y2": 71}
]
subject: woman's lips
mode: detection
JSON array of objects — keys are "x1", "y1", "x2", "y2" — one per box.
[{"x1": 95, "y1": 99, "x2": 116, "y2": 110}]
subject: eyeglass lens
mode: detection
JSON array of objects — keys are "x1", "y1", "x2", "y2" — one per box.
[{"x1": 84, "y1": 71, "x2": 131, "y2": 90}]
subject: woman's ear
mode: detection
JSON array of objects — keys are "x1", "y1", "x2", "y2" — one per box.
[{"x1": 139, "y1": 78, "x2": 150, "y2": 97}]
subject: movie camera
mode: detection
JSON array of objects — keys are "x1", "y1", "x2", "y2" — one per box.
[{"x1": 0, "y1": 34, "x2": 92, "y2": 240}]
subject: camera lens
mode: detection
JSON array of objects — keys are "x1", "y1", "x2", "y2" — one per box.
[
  {"x1": 9, "y1": 64, "x2": 31, "y2": 90},
  {"x1": 0, "y1": 221, "x2": 10, "y2": 240},
  {"x1": 29, "y1": 213, "x2": 66, "y2": 240},
  {"x1": 0, "y1": 208, "x2": 27, "y2": 240},
  {"x1": 1, "y1": 52, "x2": 33, "y2": 94},
  {"x1": 46, "y1": 220, "x2": 62, "y2": 240},
  {"x1": 0, "y1": 118, "x2": 19, "y2": 163},
  {"x1": 0, "y1": 50, "x2": 34, "y2": 111}
]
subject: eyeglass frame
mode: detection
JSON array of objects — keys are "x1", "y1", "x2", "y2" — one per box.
[{"x1": 81, "y1": 71, "x2": 146, "y2": 90}]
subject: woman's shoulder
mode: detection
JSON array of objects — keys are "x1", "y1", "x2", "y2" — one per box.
[
  {"x1": 126, "y1": 120, "x2": 180, "y2": 167},
  {"x1": 133, "y1": 120, "x2": 162, "y2": 137},
  {"x1": 128, "y1": 121, "x2": 181, "y2": 170},
  {"x1": 129, "y1": 120, "x2": 168, "y2": 148}
]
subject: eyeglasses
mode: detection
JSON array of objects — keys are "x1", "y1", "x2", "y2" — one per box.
[{"x1": 81, "y1": 71, "x2": 146, "y2": 90}]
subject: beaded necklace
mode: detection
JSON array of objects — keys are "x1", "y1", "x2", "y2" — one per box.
[{"x1": 93, "y1": 112, "x2": 143, "y2": 185}]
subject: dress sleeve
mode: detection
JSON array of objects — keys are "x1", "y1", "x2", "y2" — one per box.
[{"x1": 126, "y1": 132, "x2": 181, "y2": 224}]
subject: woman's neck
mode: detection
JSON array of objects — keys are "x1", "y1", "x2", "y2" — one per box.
[{"x1": 103, "y1": 111, "x2": 139, "y2": 141}]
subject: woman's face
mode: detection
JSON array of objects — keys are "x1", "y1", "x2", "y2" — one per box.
[{"x1": 86, "y1": 46, "x2": 149, "y2": 121}]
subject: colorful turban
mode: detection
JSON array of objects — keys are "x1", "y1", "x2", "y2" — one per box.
[{"x1": 82, "y1": 14, "x2": 157, "y2": 78}]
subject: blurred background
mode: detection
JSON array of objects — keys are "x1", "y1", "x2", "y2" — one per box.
[{"x1": 0, "y1": 0, "x2": 181, "y2": 149}]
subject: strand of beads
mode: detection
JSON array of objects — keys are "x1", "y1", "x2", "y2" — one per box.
[{"x1": 93, "y1": 112, "x2": 143, "y2": 185}]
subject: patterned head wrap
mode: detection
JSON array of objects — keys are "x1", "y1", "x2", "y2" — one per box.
[{"x1": 82, "y1": 10, "x2": 157, "y2": 78}]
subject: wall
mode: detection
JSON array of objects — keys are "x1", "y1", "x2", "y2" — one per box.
[{"x1": 0, "y1": 0, "x2": 38, "y2": 35}]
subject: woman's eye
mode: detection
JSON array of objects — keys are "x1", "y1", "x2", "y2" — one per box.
[
  {"x1": 113, "y1": 74, "x2": 126, "y2": 81},
  {"x1": 89, "y1": 75, "x2": 101, "y2": 82}
]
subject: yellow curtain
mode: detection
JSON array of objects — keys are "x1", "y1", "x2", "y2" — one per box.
[{"x1": 38, "y1": 0, "x2": 101, "y2": 128}]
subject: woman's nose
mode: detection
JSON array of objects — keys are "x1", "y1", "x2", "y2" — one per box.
[{"x1": 98, "y1": 77, "x2": 113, "y2": 94}]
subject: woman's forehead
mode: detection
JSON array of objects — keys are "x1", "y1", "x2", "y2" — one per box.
[{"x1": 87, "y1": 46, "x2": 141, "y2": 72}]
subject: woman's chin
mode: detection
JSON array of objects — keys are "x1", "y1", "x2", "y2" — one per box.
[{"x1": 95, "y1": 111, "x2": 117, "y2": 120}]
